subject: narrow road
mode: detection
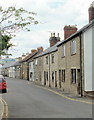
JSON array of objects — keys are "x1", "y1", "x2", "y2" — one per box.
[{"x1": 2, "y1": 77, "x2": 92, "y2": 118}]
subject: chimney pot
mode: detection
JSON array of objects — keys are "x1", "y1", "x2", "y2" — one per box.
[
  {"x1": 57, "y1": 33, "x2": 59, "y2": 37},
  {"x1": 53, "y1": 33, "x2": 55, "y2": 37},
  {"x1": 51, "y1": 33, "x2": 53, "y2": 37}
]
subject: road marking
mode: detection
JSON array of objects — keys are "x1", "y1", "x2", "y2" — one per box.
[
  {"x1": 34, "y1": 84, "x2": 94, "y2": 105},
  {"x1": 0, "y1": 98, "x2": 8, "y2": 118},
  {"x1": 0, "y1": 98, "x2": 4, "y2": 117},
  {"x1": 2, "y1": 98, "x2": 8, "y2": 118}
]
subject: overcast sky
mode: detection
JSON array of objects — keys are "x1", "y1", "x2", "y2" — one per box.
[{"x1": 0, "y1": 0, "x2": 93, "y2": 58}]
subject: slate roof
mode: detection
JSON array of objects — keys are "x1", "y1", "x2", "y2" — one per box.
[
  {"x1": 57, "y1": 20, "x2": 94, "y2": 47},
  {"x1": 34, "y1": 41, "x2": 62, "y2": 59},
  {"x1": 1, "y1": 61, "x2": 20, "y2": 68},
  {"x1": 20, "y1": 51, "x2": 38, "y2": 62}
]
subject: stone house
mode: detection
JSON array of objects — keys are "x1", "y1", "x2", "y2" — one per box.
[
  {"x1": 57, "y1": 26, "x2": 81, "y2": 95},
  {"x1": 34, "y1": 2, "x2": 94, "y2": 97},
  {"x1": 34, "y1": 33, "x2": 61, "y2": 87},
  {"x1": 34, "y1": 54, "x2": 44, "y2": 85},
  {"x1": 57, "y1": 3, "x2": 94, "y2": 96},
  {"x1": 20, "y1": 47, "x2": 43, "y2": 80},
  {"x1": 28, "y1": 47, "x2": 43, "y2": 82}
]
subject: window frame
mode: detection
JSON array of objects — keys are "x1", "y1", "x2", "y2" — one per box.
[
  {"x1": 46, "y1": 56, "x2": 48, "y2": 64},
  {"x1": 35, "y1": 59, "x2": 38, "y2": 65},
  {"x1": 62, "y1": 44, "x2": 65, "y2": 57},
  {"x1": 52, "y1": 54, "x2": 55, "y2": 63},
  {"x1": 71, "y1": 39, "x2": 76, "y2": 55},
  {"x1": 71, "y1": 69, "x2": 76, "y2": 84},
  {"x1": 62, "y1": 69, "x2": 65, "y2": 82},
  {"x1": 52, "y1": 71, "x2": 54, "y2": 82}
]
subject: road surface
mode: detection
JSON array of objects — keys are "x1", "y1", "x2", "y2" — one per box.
[{"x1": 1, "y1": 77, "x2": 93, "y2": 118}]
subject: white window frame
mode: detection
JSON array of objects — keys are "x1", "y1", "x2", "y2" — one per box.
[
  {"x1": 62, "y1": 45, "x2": 65, "y2": 57},
  {"x1": 71, "y1": 40, "x2": 76, "y2": 55},
  {"x1": 71, "y1": 69, "x2": 76, "y2": 84},
  {"x1": 35, "y1": 59, "x2": 38, "y2": 65}
]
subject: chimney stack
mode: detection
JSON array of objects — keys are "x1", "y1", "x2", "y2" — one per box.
[
  {"x1": 31, "y1": 49, "x2": 37, "y2": 53},
  {"x1": 49, "y1": 33, "x2": 60, "y2": 47},
  {"x1": 64, "y1": 25, "x2": 77, "y2": 40},
  {"x1": 16, "y1": 57, "x2": 22, "y2": 61},
  {"x1": 26, "y1": 52, "x2": 29, "y2": 56},
  {"x1": 22, "y1": 54, "x2": 26, "y2": 59},
  {"x1": 88, "y1": 2, "x2": 94, "y2": 23},
  {"x1": 37, "y1": 46, "x2": 43, "y2": 52}
]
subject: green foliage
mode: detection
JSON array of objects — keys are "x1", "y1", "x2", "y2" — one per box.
[
  {"x1": 0, "y1": 6, "x2": 38, "y2": 36},
  {"x1": 0, "y1": 6, "x2": 38, "y2": 55},
  {"x1": 0, "y1": 35, "x2": 13, "y2": 55}
]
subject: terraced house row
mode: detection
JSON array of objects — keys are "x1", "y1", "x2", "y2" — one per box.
[{"x1": 1, "y1": 3, "x2": 94, "y2": 97}]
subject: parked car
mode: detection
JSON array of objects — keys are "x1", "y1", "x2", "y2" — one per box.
[{"x1": 0, "y1": 75, "x2": 7, "y2": 93}]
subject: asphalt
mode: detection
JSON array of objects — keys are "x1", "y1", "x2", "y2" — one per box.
[{"x1": 1, "y1": 77, "x2": 93, "y2": 118}]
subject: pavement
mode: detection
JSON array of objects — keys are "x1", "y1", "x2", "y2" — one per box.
[{"x1": 32, "y1": 81, "x2": 94, "y2": 104}]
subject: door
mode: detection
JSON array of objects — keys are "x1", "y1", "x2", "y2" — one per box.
[
  {"x1": 55, "y1": 71, "x2": 57, "y2": 87},
  {"x1": 77, "y1": 69, "x2": 81, "y2": 94},
  {"x1": 59, "y1": 70, "x2": 62, "y2": 88}
]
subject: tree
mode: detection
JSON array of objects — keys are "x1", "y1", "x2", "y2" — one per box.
[
  {"x1": 0, "y1": 6, "x2": 38, "y2": 36},
  {"x1": 0, "y1": 35, "x2": 13, "y2": 55},
  {"x1": 0, "y1": 6, "x2": 38, "y2": 55}
]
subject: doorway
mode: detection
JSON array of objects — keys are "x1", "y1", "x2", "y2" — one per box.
[
  {"x1": 55, "y1": 71, "x2": 57, "y2": 87},
  {"x1": 59, "y1": 70, "x2": 62, "y2": 88}
]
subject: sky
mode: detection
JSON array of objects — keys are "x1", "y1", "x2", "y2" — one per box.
[{"x1": 0, "y1": 0, "x2": 94, "y2": 58}]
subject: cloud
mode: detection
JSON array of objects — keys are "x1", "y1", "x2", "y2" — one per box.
[{"x1": 0, "y1": 0, "x2": 93, "y2": 58}]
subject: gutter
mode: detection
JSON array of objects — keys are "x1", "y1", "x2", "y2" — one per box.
[{"x1": 48, "y1": 54, "x2": 51, "y2": 87}]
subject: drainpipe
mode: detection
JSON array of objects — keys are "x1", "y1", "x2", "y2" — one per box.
[
  {"x1": 49, "y1": 54, "x2": 51, "y2": 87},
  {"x1": 80, "y1": 33, "x2": 83, "y2": 97}
]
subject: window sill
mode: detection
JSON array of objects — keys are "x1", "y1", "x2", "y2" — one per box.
[
  {"x1": 61, "y1": 56, "x2": 65, "y2": 58},
  {"x1": 71, "y1": 53, "x2": 76, "y2": 56},
  {"x1": 71, "y1": 82, "x2": 77, "y2": 85},
  {"x1": 62, "y1": 81, "x2": 65, "y2": 83}
]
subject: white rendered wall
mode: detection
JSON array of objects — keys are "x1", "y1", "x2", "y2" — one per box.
[{"x1": 84, "y1": 26, "x2": 93, "y2": 91}]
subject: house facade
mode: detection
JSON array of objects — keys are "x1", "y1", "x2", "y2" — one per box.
[
  {"x1": 1, "y1": 2, "x2": 93, "y2": 97},
  {"x1": 33, "y1": 3, "x2": 94, "y2": 97},
  {"x1": 34, "y1": 56, "x2": 44, "y2": 85},
  {"x1": 20, "y1": 47, "x2": 43, "y2": 81},
  {"x1": 34, "y1": 33, "x2": 61, "y2": 87},
  {"x1": 57, "y1": 10, "x2": 94, "y2": 96},
  {"x1": 28, "y1": 47, "x2": 43, "y2": 82}
]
